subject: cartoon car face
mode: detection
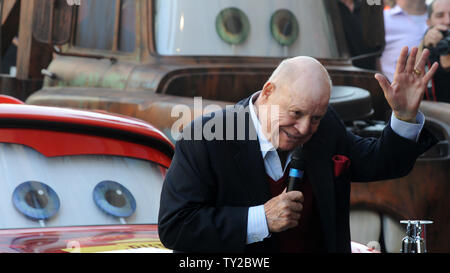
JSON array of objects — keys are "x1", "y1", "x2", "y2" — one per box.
[{"x1": 0, "y1": 95, "x2": 174, "y2": 253}]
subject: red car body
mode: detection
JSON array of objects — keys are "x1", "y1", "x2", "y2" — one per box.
[{"x1": 0, "y1": 95, "x2": 173, "y2": 253}]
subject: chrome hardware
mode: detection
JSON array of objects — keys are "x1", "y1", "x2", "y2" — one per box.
[{"x1": 400, "y1": 220, "x2": 433, "y2": 253}]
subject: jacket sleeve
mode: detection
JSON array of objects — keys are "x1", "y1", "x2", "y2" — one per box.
[
  {"x1": 158, "y1": 127, "x2": 248, "y2": 252},
  {"x1": 328, "y1": 107, "x2": 438, "y2": 182}
]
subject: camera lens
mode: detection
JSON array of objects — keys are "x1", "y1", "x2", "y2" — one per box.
[{"x1": 436, "y1": 30, "x2": 450, "y2": 55}]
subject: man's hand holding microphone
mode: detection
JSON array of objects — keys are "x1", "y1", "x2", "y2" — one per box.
[{"x1": 264, "y1": 148, "x2": 305, "y2": 233}]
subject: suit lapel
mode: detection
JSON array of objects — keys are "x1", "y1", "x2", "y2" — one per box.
[
  {"x1": 232, "y1": 97, "x2": 271, "y2": 205},
  {"x1": 234, "y1": 140, "x2": 271, "y2": 205},
  {"x1": 304, "y1": 134, "x2": 337, "y2": 252}
]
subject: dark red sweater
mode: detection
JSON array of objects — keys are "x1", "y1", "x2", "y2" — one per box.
[{"x1": 267, "y1": 172, "x2": 325, "y2": 252}]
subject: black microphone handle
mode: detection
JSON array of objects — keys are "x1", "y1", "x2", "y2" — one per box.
[
  {"x1": 286, "y1": 146, "x2": 306, "y2": 192},
  {"x1": 287, "y1": 176, "x2": 303, "y2": 192}
]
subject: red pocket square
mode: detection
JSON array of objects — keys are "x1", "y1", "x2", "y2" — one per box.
[{"x1": 332, "y1": 155, "x2": 351, "y2": 177}]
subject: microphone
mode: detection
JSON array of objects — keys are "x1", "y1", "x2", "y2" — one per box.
[{"x1": 287, "y1": 147, "x2": 306, "y2": 192}]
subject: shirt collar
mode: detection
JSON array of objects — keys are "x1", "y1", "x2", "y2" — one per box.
[
  {"x1": 249, "y1": 91, "x2": 276, "y2": 158},
  {"x1": 389, "y1": 5, "x2": 428, "y2": 16},
  {"x1": 389, "y1": 5, "x2": 405, "y2": 16},
  {"x1": 249, "y1": 92, "x2": 295, "y2": 172}
]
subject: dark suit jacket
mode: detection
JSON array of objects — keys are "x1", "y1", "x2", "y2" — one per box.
[{"x1": 158, "y1": 95, "x2": 437, "y2": 253}]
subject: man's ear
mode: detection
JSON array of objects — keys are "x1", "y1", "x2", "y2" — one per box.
[
  {"x1": 261, "y1": 82, "x2": 276, "y2": 102},
  {"x1": 426, "y1": 18, "x2": 431, "y2": 27}
]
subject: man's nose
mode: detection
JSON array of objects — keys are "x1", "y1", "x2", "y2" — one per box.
[
  {"x1": 443, "y1": 13, "x2": 450, "y2": 27},
  {"x1": 294, "y1": 118, "x2": 311, "y2": 135}
]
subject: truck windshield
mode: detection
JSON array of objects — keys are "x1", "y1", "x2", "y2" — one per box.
[{"x1": 154, "y1": 0, "x2": 341, "y2": 58}]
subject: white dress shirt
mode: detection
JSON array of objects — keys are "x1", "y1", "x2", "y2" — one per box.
[
  {"x1": 380, "y1": 5, "x2": 428, "y2": 82},
  {"x1": 245, "y1": 92, "x2": 425, "y2": 244}
]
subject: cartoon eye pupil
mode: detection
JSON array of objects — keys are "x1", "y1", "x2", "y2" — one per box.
[
  {"x1": 224, "y1": 15, "x2": 243, "y2": 35},
  {"x1": 104, "y1": 189, "x2": 127, "y2": 208},
  {"x1": 25, "y1": 190, "x2": 49, "y2": 209},
  {"x1": 277, "y1": 17, "x2": 293, "y2": 36}
]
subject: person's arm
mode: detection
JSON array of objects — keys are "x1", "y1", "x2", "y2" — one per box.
[
  {"x1": 326, "y1": 105, "x2": 436, "y2": 183},
  {"x1": 423, "y1": 25, "x2": 446, "y2": 48},
  {"x1": 419, "y1": 25, "x2": 450, "y2": 69},
  {"x1": 158, "y1": 135, "x2": 248, "y2": 252},
  {"x1": 247, "y1": 187, "x2": 304, "y2": 244},
  {"x1": 339, "y1": 46, "x2": 439, "y2": 182},
  {"x1": 420, "y1": 25, "x2": 450, "y2": 69},
  {"x1": 390, "y1": 111, "x2": 425, "y2": 142},
  {"x1": 375, "y1": 46, "x2": 438, "y2": 123},
  {"x1": 246, "y1": 205, "x2": 270, "y2": 244}
]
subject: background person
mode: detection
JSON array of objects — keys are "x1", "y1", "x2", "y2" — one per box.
[
  {"x1": 380, "y1": 0, "x2": 428, "y2": 82},
  {"x1": 338, "y1": 0, "x2": 385, "y2": 70},
  {"x1": 419, "y1": 0, "x2": 450, "y2": 102}
]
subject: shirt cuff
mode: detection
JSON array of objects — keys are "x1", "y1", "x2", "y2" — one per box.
[
  {"x1": 390, "y1": 111, "x2": 425, "y2": 142},
  {"x1": 246, "y1": 205, "x2": 270, "y2": 244}
]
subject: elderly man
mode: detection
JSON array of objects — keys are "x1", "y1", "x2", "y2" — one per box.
[{"x1": 158, "y1": 48, "x2": 438, "y2": 253}]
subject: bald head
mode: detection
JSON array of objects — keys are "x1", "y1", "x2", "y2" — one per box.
[
  {"x1": 265, "y1": 56, "x2": 332, "y2": 103},
  {"x1": 255, "y1": 56, "x2": 332, "y2": 150},
  {"x1": 268, "y1": 56, "x2": 331, "y2": 85}
]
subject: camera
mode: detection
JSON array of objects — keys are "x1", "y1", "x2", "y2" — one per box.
[{"x1": 436, "y1": 29, "x2": 450, "y2": 56}]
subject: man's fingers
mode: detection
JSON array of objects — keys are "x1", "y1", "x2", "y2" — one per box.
[
  {"x1": 265, "y1": 190, "x2": 304, "y2": 233},
  {"x1": 289, "y1": 212, "x2": 301, "y2": 221},
  {"x1": 375, "y1": 73, "x2": 392, "y2": 94},
  {"x1": 395, "y1": 46, "x2": 409, "y2": 74},
  {"x1": 285, "y1": 219, "x2": 299, "y2": 230},
  {"x1": 289, "y1": 201, "x2": 303, "y2": 213},
  {"x1": 405, "y1": 47, "x2": 418, "y2": 73},
  {"x1": 423, "y1": 62, "x2": 439, "y2": 84},
  {"x1": 415, "y1": 48, "x2": 431, "y2": 72},
  {"x1": 435, "y1": 24, "x2": 449, "y2": 31},
  {"x1": 425, "y1": 26, "x2": 446, "y2": 46},
  {"x1": 286, "y1": 190, "x2": 304, "y2": 203}
]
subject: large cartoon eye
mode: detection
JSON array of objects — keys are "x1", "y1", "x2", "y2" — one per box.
[
  {"x1": 215, "y1": 7, "x2": 250, "y2": 45},
  {"x1": 270, "y1": 9, "x2": 299, "y2": 46},
  {"x1": 93, "y1": 180, "x2": 136, "y2": 218},
  {"x1": 12, "y1": 181, "x2": 60, "y2": 221}
]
